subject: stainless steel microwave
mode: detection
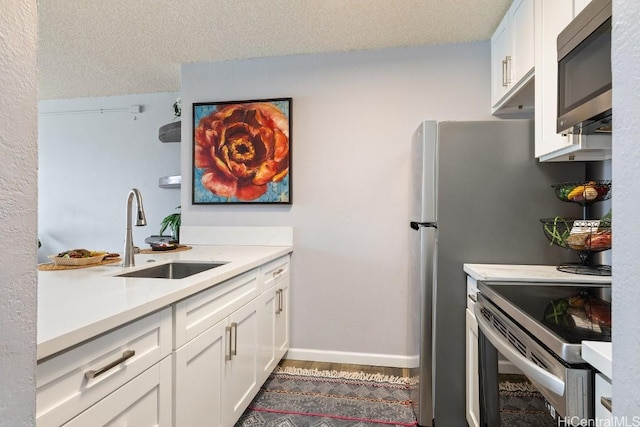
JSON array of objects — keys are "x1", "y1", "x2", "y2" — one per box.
[{"x1": 557, "y1": 0, "x2": 612, "y2": 135}]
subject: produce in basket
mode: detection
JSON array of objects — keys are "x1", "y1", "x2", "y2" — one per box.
[
  {"x1": 553, "y1": 181, "x2": 611, "y2": 203},
  {"x1": 544, "y1": 290, "x2": 611, "y2": 329}
]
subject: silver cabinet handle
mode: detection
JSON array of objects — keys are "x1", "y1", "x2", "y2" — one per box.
[
  {"x1": 85, "y1": 350, "x2": 135, "y2": 379},
  {"x1": 273, "y1": 268, "x2": 284, "y2": 279},
  {"x1": 502, "y1": 58, "x2": 508, "y2": 87},
  {"x1": 231, "y1": 322, "x2": 238, "y2": 356},
  {"x1": 276, "y1": 289, "x2": 284, "y2": 314},
  {"x1": 601, "y1": 396, "x2": 612, "y2": 412},
  {"x1": 468, "y1": 294, "x2": 477, "y2": 303},
  {"x1": 225, "y1": 325, "x2": 233, "y2": 361},
  {"x1": 505, "y1": 55, "x2": 512, "y2": 85}
]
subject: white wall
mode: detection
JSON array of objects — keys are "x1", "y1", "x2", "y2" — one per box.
[
  {"x1": 38, "y1": 92, "x2": 181, "y2": 262},
  {"x1": 181, "y1": 43, "x2": 495, "y2": 364},
  {"x1": 612, "y1": 0, "x2": 640, "y2": 418},
  {"x1": 0, "y1": 2, "x2": 37, "y2": 425}
]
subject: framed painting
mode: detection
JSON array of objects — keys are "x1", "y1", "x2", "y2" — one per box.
[{"x1": 192, "y1": 98, "x2": 292, "y2": 204}]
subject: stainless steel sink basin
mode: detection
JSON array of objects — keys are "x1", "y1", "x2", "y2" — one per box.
[{"x1": 116, "y1": 262, "x2": 225, "y2": 279}]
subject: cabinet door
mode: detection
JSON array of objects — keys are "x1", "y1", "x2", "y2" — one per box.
[
  {"x1": 257, "y1": 288, "x2": 277, "y2": 383},
  {"x1": 274, "y1": 277, "x2": 290, "y2": 361},
  {"x1": 595, "y1": 373, "x2": 612, "y2": 424},
  {"x1": 491, "y1": 13, "x2": 511, "y2": 107},
  {"x1": 174, "y1": 320, "x2": 226, "y2": 427},
  {"x1": 511, "y1": 0, "x2": 535, "y2": 84},
  {"x1": 63, "y1": 357, "x2": 172, "y2": 427},
  {"x1": 465, "y1": 308, "x2": 480, "y2": 427},
  {"x1": 223, "y1": 299, "x2": 259, "y2": 426},
  {"x1": 534, "y1": 0, "x2": 574, "y2": 158}
]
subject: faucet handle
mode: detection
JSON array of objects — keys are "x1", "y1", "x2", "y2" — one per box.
[{"x1": 133, "y1": 246, "x2": 141, "y2": 255}]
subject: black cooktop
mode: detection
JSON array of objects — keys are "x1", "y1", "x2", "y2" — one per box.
[{"x1": 480, "y1": 282, "x2": 611, "y2": 345}]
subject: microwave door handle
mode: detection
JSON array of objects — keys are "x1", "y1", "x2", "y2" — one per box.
[{"x1": 474, "y1": 303, "x2": 565, "y2": 396}]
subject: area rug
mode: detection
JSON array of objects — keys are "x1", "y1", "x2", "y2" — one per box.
[
  {"x1": 235, "y1": 368, "x2": 555, "y2": 427},
  {"x1": 235, "y1": 367, "x2": 417, "y2": 427},
  {"x1": 499, "y1": 374, "x2": 556, "y2": 427}
]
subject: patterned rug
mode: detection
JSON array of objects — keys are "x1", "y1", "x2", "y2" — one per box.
[
  {"x1": 236, "y1": 367, "x2": 416, "y2": 426},
  {"x1": 499, "y1": 375, "x2": 556, "y2": 427},
  {"x1": 235, "y1": 368, "x2": 554, "y2": 427}
]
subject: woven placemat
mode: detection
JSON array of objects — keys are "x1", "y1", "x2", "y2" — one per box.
[
  {"x1": 38, "y1": 257, "x2": 122, "y2": 271},
  {"x1": 139, "y1": 245, "x2": 192, "y2": 254}
]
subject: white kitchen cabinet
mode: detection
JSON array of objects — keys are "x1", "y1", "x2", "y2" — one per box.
[
  {"x1": 173, "y1": 269, "x2": 259, "y2": 349},
  {"x1": 223, "y1": 300, "x2": 260, "y2": 426},
  {"x1": 257, "y1": 288, "x2": 278, "y2": 382},
  {"x1": 274, "y1": 277, "x2": 290, "y2": 361},
  {"x1": 595, "y1": 373, "x2": 612, "y2": 423},
  {"x1": 36, "y1": 307, "x2": 172, "y2": 427},
  {"x1": 63, "y1": 357, "x2": 172, "y2": 426},
  {"x1": 258, "y1": 255, "x2": 291, "y2": 381},
  {"x1": 465, "y1": 277, "x2": 480, "y2": 427},
  {"x1": 491, "y1": 0, "x2": 535, "y2": 116},
  {"x1": 174, "y1": 256, "x2": 290, "y2": 427},
  {"x1": 534, "y1": 0, "x2": 610, "y2": 161},
  {"x1": 175, "y1": 299, "x2": 259, "y2": 427},
  {"x1": 173, "y1": 320, "x2": 226, "y2": 426}
]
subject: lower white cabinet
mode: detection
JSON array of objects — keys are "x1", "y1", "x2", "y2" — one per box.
[
  {"x1": 37, "y1": 254, "x2": 291, "y2": 427},
  {"x1": 64, "y1": 357, "x2": 172, "y2": 426},
  {"x1": 174, "y1": 254, "x2": 290, "y2": 427},
  {"x1": 223, "y1": 299, "x2": 260, "y2": 426},
  {"x1": 174, "y1": 299, "x2": 259, "y2": 427},
  {"x1": 173, "y1": 320, "x2": 226, "y2": 426},
  {"x1": 36, "y1": 307, "x2": 172, "y2": 427},
  {"x1": 465, "y1": 276, "x2": 480, "y2": 427},
  {"x1": 595, "y1": 373, "x2": 612, "y2": 423},
  {"x1": 274, "y1": 277, "x2": 290, "y2": 361},
  {"x1": 465, "y1": 308, "x2": 480, "y2": 427}
]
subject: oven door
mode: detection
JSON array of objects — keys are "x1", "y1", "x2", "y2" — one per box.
[{"x1": 475, "y1": 296, "x2": 593, "y2": 425}]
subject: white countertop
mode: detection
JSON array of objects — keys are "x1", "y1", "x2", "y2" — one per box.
[
  {"x1": 37, "y1": 245, "x2": 292, "y2": 360},
  {"x1": 464, "y1": 264, "x2": 612, "y2": 284},
  {"x1": 582, "y1": 341, "x2": 612, "y2": 380}
]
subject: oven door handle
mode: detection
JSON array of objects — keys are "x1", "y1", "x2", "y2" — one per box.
[{"x1": 475, "y1": 303, "x2": 565, "y2": 396}]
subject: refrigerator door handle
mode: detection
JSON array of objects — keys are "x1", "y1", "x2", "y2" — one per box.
[{"x1": 410, "y1": 221, "x2": 438, "y2": 230}]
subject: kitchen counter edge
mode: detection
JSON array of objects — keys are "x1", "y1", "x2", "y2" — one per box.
[{"x1": 464, "y1": 263, "x2": 612, "y2": 284}]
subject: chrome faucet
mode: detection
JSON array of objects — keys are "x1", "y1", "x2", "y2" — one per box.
[{"x1": 123, "y1": 188, "x2": 147, "y2": 267}]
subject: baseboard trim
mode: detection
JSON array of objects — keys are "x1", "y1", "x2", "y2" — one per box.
[{"x1": 285, "y1": 348, "x2": 414, "y2": 369}]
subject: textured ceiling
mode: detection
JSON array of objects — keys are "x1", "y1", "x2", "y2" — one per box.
[{"x1": 38, "y1": 0, "x2": 511, "y2": 100}]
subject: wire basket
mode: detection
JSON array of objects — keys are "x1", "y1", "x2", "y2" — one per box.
[
  {"x1": 551, "y1": 181, "x2": 611, "y2": 205},
  {"x1": 541, "y1": 218, "x2": 612, "y2": 276}
]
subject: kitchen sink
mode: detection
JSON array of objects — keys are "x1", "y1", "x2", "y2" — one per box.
[{"x1": 116, "y1": 261, "x2": 226, "y2": 279}]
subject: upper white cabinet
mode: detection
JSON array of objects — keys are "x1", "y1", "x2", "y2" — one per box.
[
  {"x1": 534, "y1": 0, "x2": 611, "y2": 161},
  {"x1": 491, "y1": 0, "x2": 535, "y2": 116}
]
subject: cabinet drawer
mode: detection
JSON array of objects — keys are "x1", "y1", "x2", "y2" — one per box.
[
  {"x1": 174, "y1": 269, "x2": 259, "y2": 349},
  {"x1": 261, "y1": 255, "x2": 290, "y2": 292},
  {"x1": 36, "y1": 307, "x2": 172, "y2": 427},
  {"x1": 63, "y1": 356, "x2": 172, "y2": 426}
]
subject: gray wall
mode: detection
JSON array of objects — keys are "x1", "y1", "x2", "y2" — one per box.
[
  {"x1": 38, "y1": 92, "x2": 181, "y2": 262},
  {"x1": 181, "y1": 42, "x2": 496, "y2": 364}
]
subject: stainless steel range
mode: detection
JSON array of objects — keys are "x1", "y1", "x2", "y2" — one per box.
[{"x1": 475, "y1": 280, "x2": 611, "y2": 425}]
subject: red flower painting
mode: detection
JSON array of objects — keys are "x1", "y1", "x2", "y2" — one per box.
[{"x1": 193, "y1": 99, "x2": 291, "y2": 203}]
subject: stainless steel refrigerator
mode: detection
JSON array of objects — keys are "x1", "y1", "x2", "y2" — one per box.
[{"x1": 408, "y1": 120, "x2": 586, "y2": 427}]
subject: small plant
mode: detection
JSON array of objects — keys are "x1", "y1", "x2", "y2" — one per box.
[{"x1": 159, "y1": 206, "x2": 181, "y2": 242}]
